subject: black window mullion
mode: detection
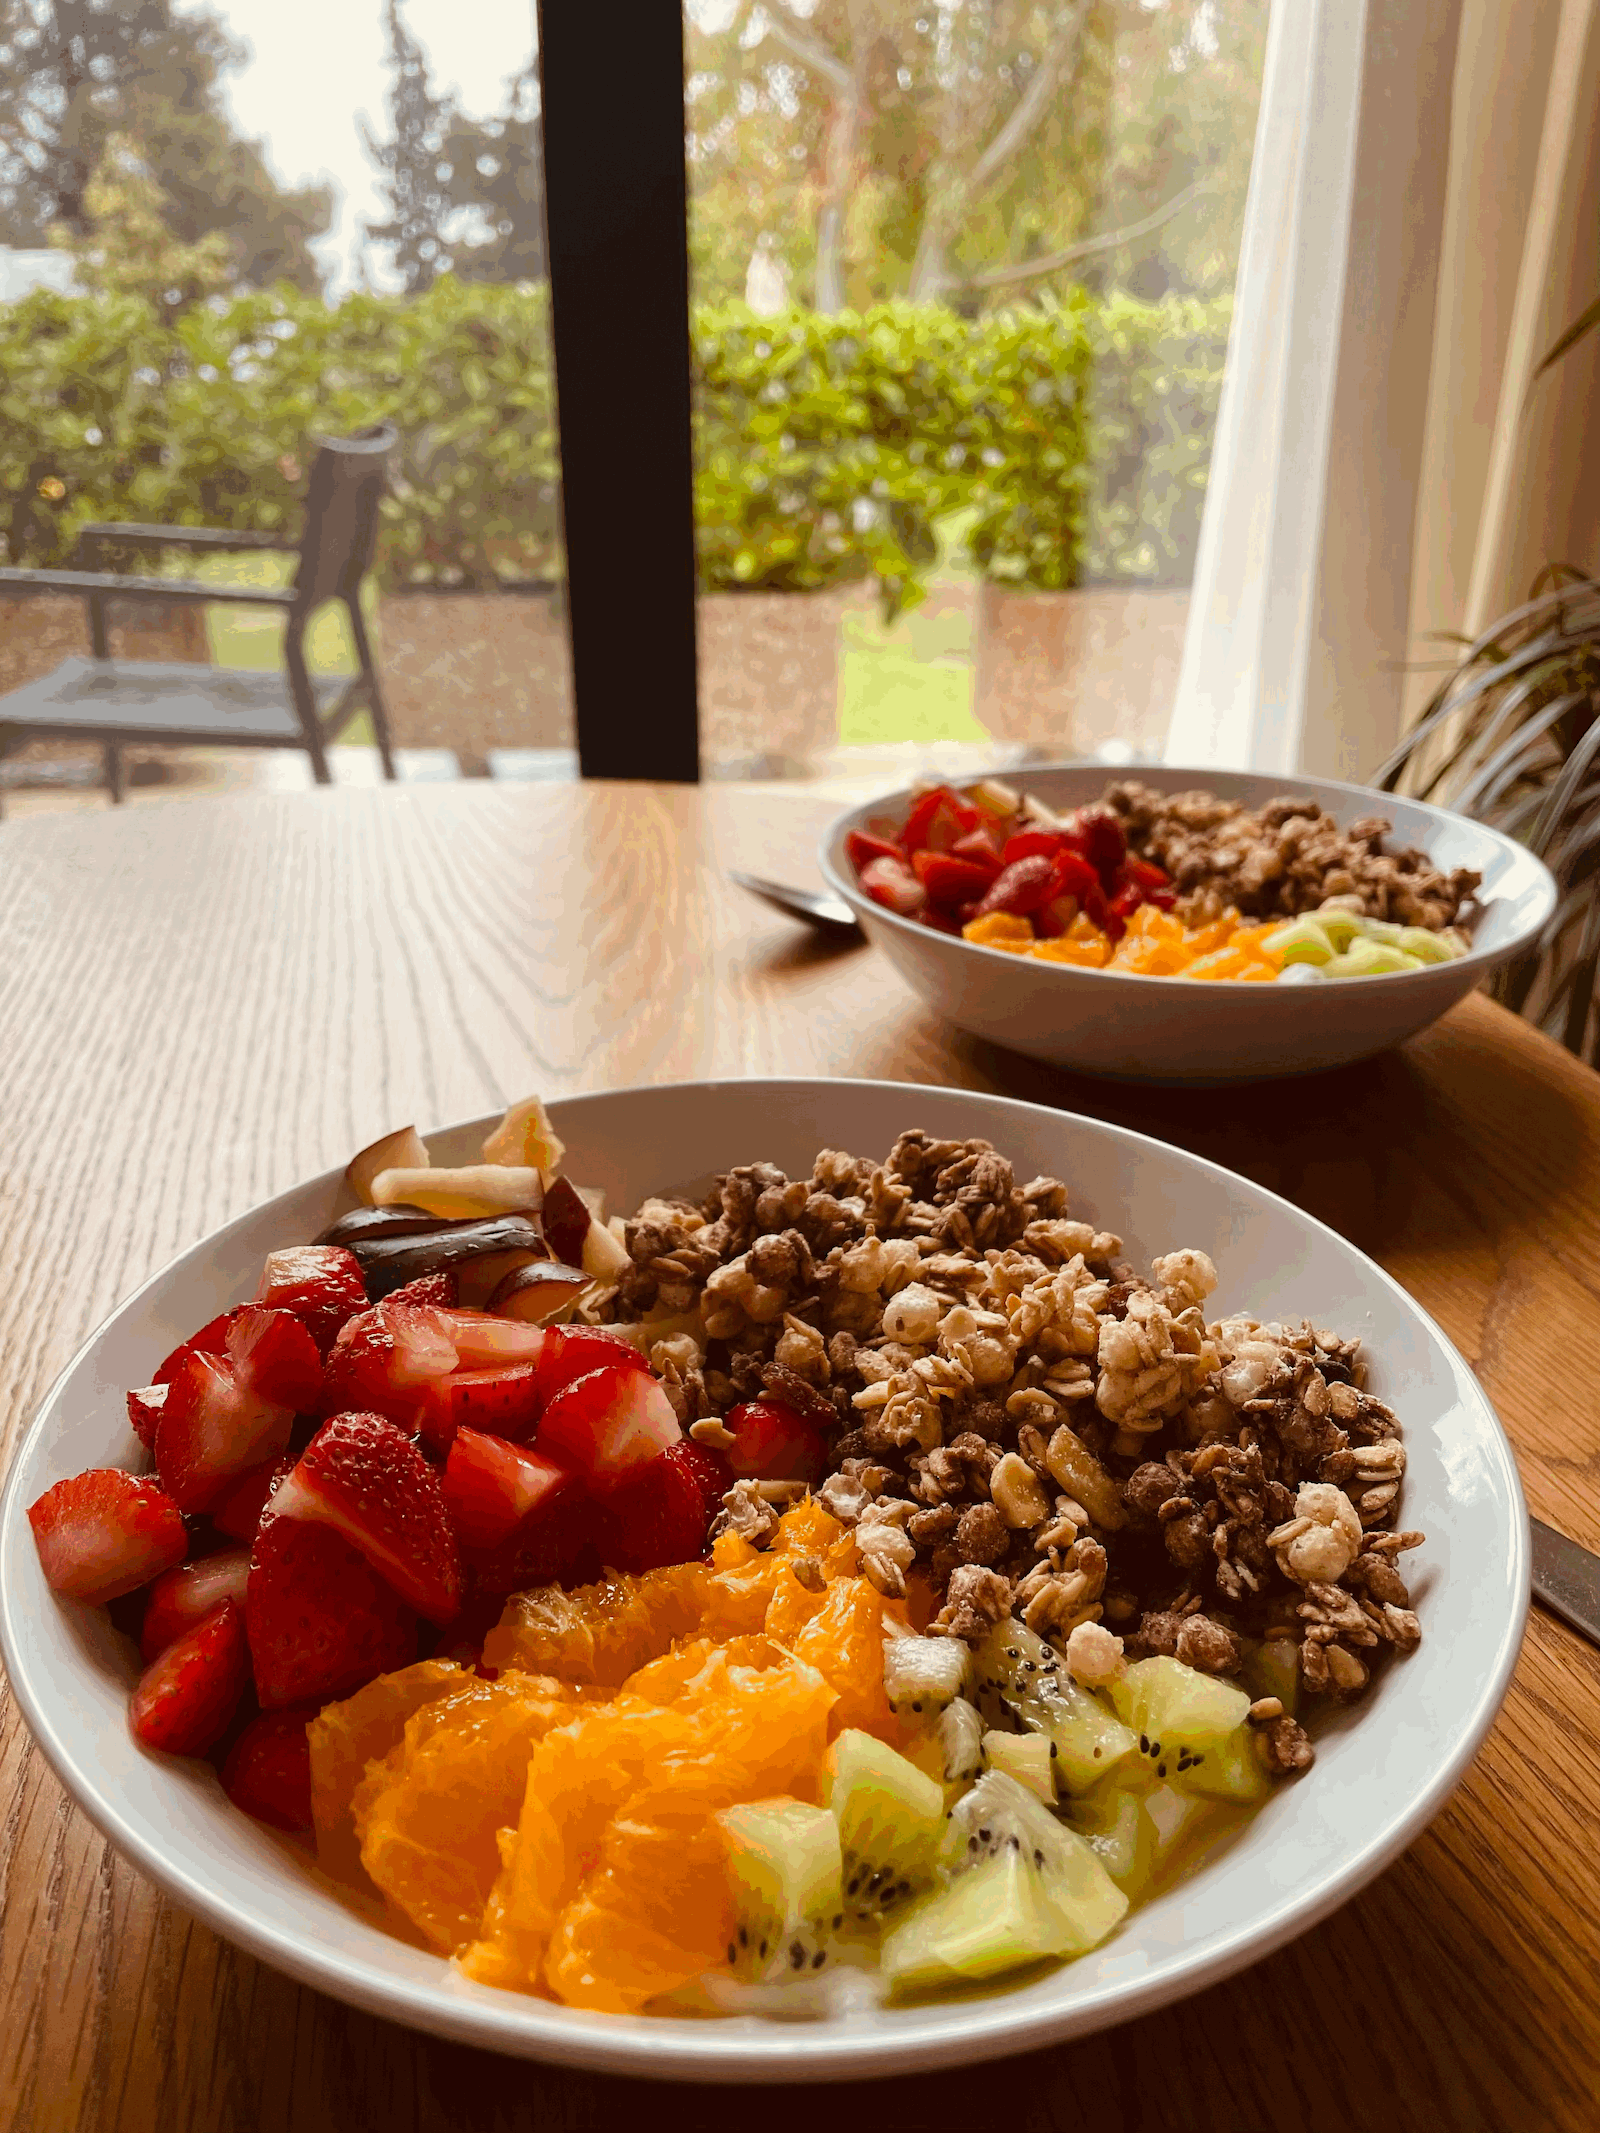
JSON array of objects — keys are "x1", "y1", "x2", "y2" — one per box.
[{"x1": 536, "y1": 3, "x2": 700, "y2": 783}]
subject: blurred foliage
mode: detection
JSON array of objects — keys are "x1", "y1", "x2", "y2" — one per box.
[{"x1": 0, "y1": 277, "x2": 1229, "y2": 595}]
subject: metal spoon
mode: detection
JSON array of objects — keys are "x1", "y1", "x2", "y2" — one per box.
[{"x1": 728, "y1": 870, "x2": 864, "y2": 942}]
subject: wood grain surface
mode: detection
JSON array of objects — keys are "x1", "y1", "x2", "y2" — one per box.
[{"x1": 0, "y1": 781, "x2": 1595, "y2": 2133}]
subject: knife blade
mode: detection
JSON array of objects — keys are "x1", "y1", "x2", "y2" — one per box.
[{"x1": 1530, "y1": 1517, "x2": 1600, "y2": 1649}]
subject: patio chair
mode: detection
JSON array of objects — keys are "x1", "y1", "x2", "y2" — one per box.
[{"x1": 0, "y1": 424, "x2": 399, "y2": 800}]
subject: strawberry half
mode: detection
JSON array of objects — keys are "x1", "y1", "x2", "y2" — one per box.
[
  {"x1": 152, "y1": 1308, "x2": 237, "y2": 1387},
  {"x1": 387, "y1": 1270, "x2": 459, "y2": 1308},
  {"x1": 596, "y1": 1440, "x2": 727, "y2": 1574},
  {"x1": 318, "y1": 1299, "x2": 457, "y2": 1424},
  {"x1": 535, "y1": 1362, "x2": 682, "y2": 1493},
  {"x1": 443, "y1": 1427, "x2": 569, "y2": 1552},
  {"x1": 267, "y1": 1412, "x2": 462, "y2": 1623},
  {"x1": 155, "y1": 1305, "x2": 322, "y2": 1514},
  {"x1": 858, "y1": 854, "x2": 926, "y2": 918},
  {"x1": 415, "y1": 1362, "x2": 541, "y2": 1454},
  {"x1": 210, "y1": 1454, "x2": 290, "y2": 1542},
  {"x1": 247, "y1": 1513, "x2": 417, "y2": 1708},
  {"x1": 435, "y1": 1309, "x2": 547, "y2": 1370},
  {"x1": 253, "y1": 1245, "x2": 367, "y2": 1357},
  {"x1": 28, "y1": 1468, "x2": 188, "y2": 1604},
  {"x1": 723, "y1": 1398, "x2": 828, "y2": 1484},
  {"x1": 129, "y1": 1597, "x2": 250, "y2": 1756},
  {"x1": 220, "y1": 1706, "x2": 316, "y2": 1831},
  {"x1": 533, "y1": 1323, "x2": 650, "y2": 1410},
  {"x1": 140, "y1": 1547, "x2": 251, "y2": 1662},
  {"x1": 127, "y1": 1383, "x2": 166, "y2": 1452}
]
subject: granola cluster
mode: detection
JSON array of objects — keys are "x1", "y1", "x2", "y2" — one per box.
[
  {"x1": 1103, "y1": 779, "x2": 1479, "y2": 931},
  {"x1": 594, "y1": 1130, "x2": 1426, "y2": 1772}
]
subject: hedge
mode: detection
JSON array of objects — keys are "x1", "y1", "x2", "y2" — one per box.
[{"x1": 0, "y1": 278, "x2": 1229, "y2": 598}]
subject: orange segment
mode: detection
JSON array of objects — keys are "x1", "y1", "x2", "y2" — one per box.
[
  {"x1": 482, "y1": 1561, "x2": 708, "y2": 1683},
  {"x1": 790, "y1": 1574, "x2": 902, "y2": 1739},
  {"x1": 308, "y1": 1659, "x2": 472, "y2": 1884},
  {"x1": 962, "y1": 911, "x2": 1034, "y2": 951}
]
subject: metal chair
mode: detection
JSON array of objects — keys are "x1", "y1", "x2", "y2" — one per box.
[{"x1": 0, "y1": 424, "x2": 399, "y2": 799}]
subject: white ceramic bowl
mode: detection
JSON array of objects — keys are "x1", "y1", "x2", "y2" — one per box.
[
  {"x1": 0, "y1": 1079, "x2": 1526, "y2": 2083},
  {"x1": 820, "y1": 766, "x2": 1558, "y2": 1083}
]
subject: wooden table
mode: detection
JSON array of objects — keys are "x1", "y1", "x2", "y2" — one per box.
[{"x1": 1, "y1": 781, "x2": 1595, "y2": 2133}]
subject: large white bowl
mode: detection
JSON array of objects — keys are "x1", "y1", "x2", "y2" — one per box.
[
  {"x1": 820, "y1": 766, "x2": 1558, "y2": 1082},
  {"x1": 0, "y1": 1079, "x2": 1526, "y2": 2083}
]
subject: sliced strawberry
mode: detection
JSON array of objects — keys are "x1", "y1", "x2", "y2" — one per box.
[
  {"x1": 464, "y1": 1485, "x2": 595, "y2": 1600},
  {"x1": 219, "y1": 1706, "x2": 316, "y2": 1831},
  {"x1": 435, "y1": 1309, "x2": 547, "y2": 1369},
  {"x1": 226, "y1": 1305, "x2": 323, "y2": 1410},
  {"x1": 247, "y1": 1513, "x2": 417, "y2": 1708},
  {"x1": 948, "y1": 826, "x2": 1003, "y2": 875},
  {"x1": 415, "y1": 1362, "x2": 541, "y2": 1454},
  {"x1": 723, "y1": 1398, "x2": 828, "y2": 1484},
  {"x1": 318, "y1": 1299, "x2": 457, "y2": 1424},
  {"x1": 267, "y1": 1412, "x2": 461, "y2": 1623},
  {"x1": 253, "y1": 1245, "x2": 367, "y2": 1357},
  {"x1": 596, "y1": 1440, "x2": 723, "y2": 1574},
  {"x1": 902, "y1": 785, "x2": 981, "y2": 854},
  {"x1": 674, "y1": 1437, "x2": 733, "y2": 1525},
  {"x1": 975, "y1": 853, "x2": 1059, "y2": 919},
  {"x1": 28, "y1": 1468, "x2": 188, "y2": 1605},
  {"x1": 387, "y1": 1270, "x2": 459, "y2": 1309},
  {"x1": 540, "y1": 1175, "x2": 592, "y2": 1268},
  {"x1": 1068, "y1": 804, "x2": 1126, "y2": 881},
  {"x1": 846, "y1": 828, "x2": 904, "y2": 873},
  {"x1": 1031, "y1": 851, "x2": 1103, "y2": 938},
  {"x1": 210, "y1": 1455, "x2": 288, "y2": 1542},
  {"x1": 1001, "y1": 828, "x2": 1068, "y2": 867},
  {"x1": 157, "y1": 1353, "x2": 291, "y2": 1514},
  {"x1": 858, "y1": 854, "x2": 926, "y2": 918},
  {"x1": 536, "y1": 1362, "x2": 682, "y2": 1493},
  {"x1": 911, "y1": 851, "x2": 1000, "y2": 910},
  {"x1": 128, "y1": 1383, "x2": 166, "y2": 1451},
  {"x1": 129, "y1": 1597, "x2": 250, "y2": 1756},
  {"x1": 140, "y1": 1547, "x2": 251, "y2": 1662},
  {"x1": 152, "y1": 1309, "x2": 237, "y2": 1388},
  {"x1": 443, "y1": 1427, "x2": 569, "y2": 1552},
  {"x1": 533, "y1": 1323, "x2": 650, "y2": 1409}
]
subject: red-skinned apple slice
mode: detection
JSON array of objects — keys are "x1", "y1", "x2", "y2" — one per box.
[
  {"x1": 443, "y1": 1427, "x2": 568, "y2": 1552},
  {"x1": 535, "y1": 1362, "x2": 682, "y2": 1492}
]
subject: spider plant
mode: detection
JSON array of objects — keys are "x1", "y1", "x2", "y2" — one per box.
[{"x1": 1373, "y1": 567, "x2": 1600, "y2": 1064}]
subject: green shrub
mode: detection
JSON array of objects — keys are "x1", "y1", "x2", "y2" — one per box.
[{"x1": 0, "y1": 277, "x2": 1228, "y2": 596}]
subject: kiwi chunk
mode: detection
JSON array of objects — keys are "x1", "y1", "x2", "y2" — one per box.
[
  {"x1": 975, "y1": 1621, "x2": 1137, "y2": 1793},
  {"x1": 882, "y1": 1634, "x2": 972, "y2": 1718},
  {"x1": 982, "y1": 1729, "x2": 1054, "y2": 1804},
  {"x1": 942, "y1": 1770, "x2": 1128, "y2": 1955},
  {"x1": 823, "y1": 1729, "x2": 945, "y2": 1921},
  {"x1": 1241, "y1": 1636, "x2": 1301, "y2": 1716},
  {"x1": 716, "y1": 1797, "x2": 845, "y2": 1982},
  {"x1": 1067, "y1": 1781, "x2": 1157, "y2": 1898},
  {"x1": 881, "y1": 1846, "x2": 1067, "y2": 1995},
  {"x1": 1110, "y1": 1655, "x2": 1267, "y2": 1802}
]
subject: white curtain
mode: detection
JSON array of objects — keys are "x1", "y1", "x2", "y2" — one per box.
[{"x1": 1164, "y1": 0, "x2": 1600, "y2": 780}]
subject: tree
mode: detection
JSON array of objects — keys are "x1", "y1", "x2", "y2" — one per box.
[
  {"x1": 363, "y1": 2, "x2": 545, "y2": 292},
  {"x1": 64, "y1": 132, "x2": 233, "y2": 315},
  {"x1": 0, "y1": 0, "x2": 332, "y2": 290}
]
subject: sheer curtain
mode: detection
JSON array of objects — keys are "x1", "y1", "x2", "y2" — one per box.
[{"x1": 1164, "y1": 0, "x2": 1600, "y2": 780}]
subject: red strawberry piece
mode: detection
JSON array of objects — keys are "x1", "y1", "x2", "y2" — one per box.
[
  {"x1": 444, "y1": 1427, "x2": 569, "y2": 1552},
  {"x1": 859, "y1": 855, "x2": 926, "y2": 918},
  {"x1": 28, "y1": 1468, "x2": 188, "y2": 1604},
  {"x1": 540, "y1": 1175, "x2": 593, "y2": 1268},
  {"x1": 673, "y1": 1437, "x2": 733, "y2": 1524},
  {"x1": 152, "y1": 1308, "x2": 238, "y2": 1387},
  {"x1": 153, "y1": 1304, "x2": 322, "y2": 1514},
  {"x1": 247, "y1": 1513, "x2": 417, "y2": 1708},
  {"x1": 845, "y1": 828, "x2": 905, "y2": 873},
  {"x1": 1031, "y1": 851, "x2": 1103, "y2": 938},
  {"x1": 416, "y1": 1362, "x2": 541, "y2": 1454},
  {"x1": 140, "y1": 1546, "x2": 251, "y2": 1662},
  {"x1": 219, "y1": 1706, "x2": 316, "y2": 1831},
  {"x1": 722, "y1": 1399, "x2": 828, "y2": 1484},
  {"x1": 436, "y1": 1309, "x2": 547, "y2": 1369},
  {"x1": 596, "y1": 1440, "x2": 723, "y2": 1575},
  {"x1": 536, "y1": 1362, "x2": 682, "y2": 1493},
  {"x1": 974, "y1": 854, "x2": 1059, "y2": 920},
  {"x1": 948, "y1": 826, "x2": 1003, "y2": 875},
  {"x1": 463, "y1": 1487, "x2": 595, "y2": 1600},
  {"x1": 268, "y1": 1412, "x2": 462, "y2": 1623},
  {"x1": 318, "y1": 1299, "x2": 457, "y2": 1424},
  {"x1": 210, "y1": 1454, "x2": 288, "y2": 1542},
  {"x1": 533, "y1": 1323, "x2": 650, "y2": 1409},
  {"x1": 1000, "y1": 828, "x2": 1067, "y2": 867},
  {"x1": 127, "y1": 1383, "x2": 166, "y2": 1451},
  {"x1": 253, "y1": 1245, "x2": 367, "y2": 1357},
  {"x1": 902, "y1": 785, "x2": 981, "y2": 854},
  {"x1": 1117, "y1": 855, "x2": 1170, "y2": 892},
  {"x1": 911, "y1": 851, "x2": 1001, "y2": 910},
  {"x1": 1068, "y1": 804, "x2": 1126, "y2": 881},
  {"x1": 129, "y1": 1597, "x2": 250, "y2": 1756},
  {"x1": 386, "y1": 1270, "x2": 459, "y2": 1308}
]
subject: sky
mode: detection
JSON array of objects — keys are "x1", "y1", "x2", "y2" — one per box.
[{"x1": 179, "y1": 0, "x2": 538, "y2": 290}]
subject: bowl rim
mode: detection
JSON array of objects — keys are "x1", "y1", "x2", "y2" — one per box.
[
  {"x1": 817, "y1": 762, "x2": 1560, "y2": 992},
  {"x1": 0, "y1": 1075, "x2": 1529, "y2": 2083}
]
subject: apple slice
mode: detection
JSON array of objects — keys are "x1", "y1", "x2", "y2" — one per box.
[
  {"x1": 481, "y1": 1094, "x2": 566, "y2": 1177},
  {"x1": 443, "y1": 1427, "x2": 568, "y2": 1551},
  {"x1": 347, "y1": 1124, "x2": 429, "y2": 1206},
  {"x1": 541, "y1": 1175, "x2": 632, "y2": 1283},
  {"x1": 369, "y1": 1164, "x2": 544, "y2": 1220},
  {"x1": 535, "y1": 1362, "x2": 682, "y2": 1492}
]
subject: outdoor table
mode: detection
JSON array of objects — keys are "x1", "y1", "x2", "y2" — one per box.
[{"x1": 0, "y1": 781, "x2": 1594, "y2": 2133}]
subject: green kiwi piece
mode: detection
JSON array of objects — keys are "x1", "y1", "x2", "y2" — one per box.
[
  {"x1": 1241, "y1": 1636, "x2": 1301, "y2": 1716},
  {"x1": 1109, "y1": 1656, "x2": 1267, "y2": 1802},
  {"x1": 716, "y1": 1797, "x2": 845, "y2": 1981},
  {"x1": 880, "y1": 1846, "x2": 1068, "y2": 1995},
  {"x1": 974, "y1": 1621, "x2": 1137, "y2": 1792},
  {"x1": 823, "y1": 1728, "x2": 945, "y2": 1922}
]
